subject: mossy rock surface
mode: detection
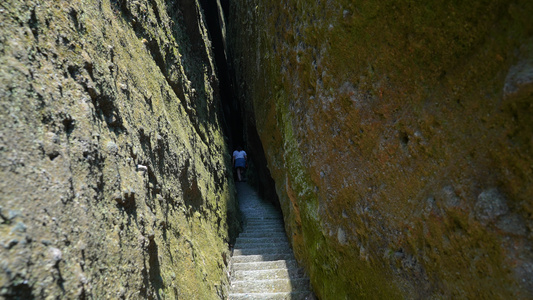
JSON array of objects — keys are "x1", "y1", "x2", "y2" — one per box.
[
  {"x1": 0, "y1": 0, "x2": 238, "y2": 298},
  {"x1": 228, "y1": 0, "x2": 533, "y2": 298}
]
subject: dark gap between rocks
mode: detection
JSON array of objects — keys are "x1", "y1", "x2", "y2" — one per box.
[{"x1": 198, "y1": 0, "x2": 282, "y2": 211}]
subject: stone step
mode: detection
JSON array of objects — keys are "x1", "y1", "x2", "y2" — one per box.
[
  {"x1": 231, "y1": 183, "x2": 315, "y2": 298},
  {"x1": 242, "y1": 207, "x2": 272, "y2": 210},
  {"x1": 243, "y1": 225, "x2": 285, "y2": 231},
  {"x1": 244, "y1": 223, "x2": 285, "y2": 228},
  {"x1": 234, "y1": 241, "x2": 288, "y2": 249},
  {"x1": 244, "y1": 219, "x2": 282, "y2": 223},
  {"x1": 242, "y1": 229, "x2": 285, "y2": 234},
  {"x1": 243, "y1": 209, "x2": 280, "y2": 213},
  {"x1": 233, "y1": 243, "x2": 290, "y2": 251},
  {"x1": 232, "y1": 268, "x2": 307, "y2": 281},
  {"x1": 241, "y1": 204, "x2": 278, "y2": 208},
  {"x1": 232, "y1": 253, "x2": 295, "y2": 264},
  {"x1": 235, "y1": 236, "x2": 289, "y2": 245},
  {"x1": 229, "y1": 278, "x2": 310, "y2": 294},
  {"x1": 233, "y1": 246, "x2": 293, "y2": 256},
  {"x1": 231, "y1": 260, "x2": 299, "y2": 272},
  {"x1": 241, "y1": 213, "x2": 283, "y2": 219},
  {"x1": 244, "y1": 221, "x2": 282, "y2": 226},
  {"x1": 239, "y1": 231, "x2": 285, "y2": 237},
  {"x1": 244, "y1": 223, "x2": 284, "y2": 228},
  {"x1": 239, "y1": 232, "x2": 288, "y2": 241},
  {"x1": 233, "y1": 242, "x2": 290, "y2": 250},
  {"x1": 245, "y1": 216, "x2": 282, "y2": 220},
  {"x1": 244, "y1": 222, "x2": 284, "y2": 226},
  {"x1": 228, "y1": 291, "x2": 315, "y2": 300},
  {"x1": 244, "y1": 220, "x2": 283, "y2": 226},
  {"x1": 241, "y1": 208, "x2": 279, "y2": 211}
]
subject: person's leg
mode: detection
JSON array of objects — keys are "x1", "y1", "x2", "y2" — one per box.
[{"x1": 237, "y1": 167, "x2": 242, "y2": 181}]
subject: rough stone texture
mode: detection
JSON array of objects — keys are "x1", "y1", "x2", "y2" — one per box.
[
  {"x1": 0, "y1": 0, "x2": 238, "y2": 299},
  {"x1": 228, "y1": 0, "x2": 533, "y2": 299}
]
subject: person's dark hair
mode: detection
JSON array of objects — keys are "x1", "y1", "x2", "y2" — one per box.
[{"x1": 236, "y1": 146, "x2": 243, "y2": 151}]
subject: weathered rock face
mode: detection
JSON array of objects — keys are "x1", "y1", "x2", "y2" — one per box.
[
  {"x1": 228, "y1": 0, "x2": 533, "y2": 298},
  {"x1": 0, "y1": 0, "x2": 238, "y2": 298}
]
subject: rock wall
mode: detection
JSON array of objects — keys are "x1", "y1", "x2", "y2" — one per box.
[
  {"x1": 0, "y1": 0, "x2": 238, "y2": 298},
  {"x1": 228, "y1": 0, "x2": 533, "y2": 298}
]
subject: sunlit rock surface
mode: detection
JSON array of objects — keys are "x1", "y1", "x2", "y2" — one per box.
[
  {"x1": 0, "y1": 0, "x2": 238, "y2": 298},
  {"x1": 228, "y1": 0, "x2": 533, "y2": 298}
]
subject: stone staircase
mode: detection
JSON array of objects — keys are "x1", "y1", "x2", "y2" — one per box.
[{"x1": 228, "y1": 183, "x2": 315, "y2": 300}]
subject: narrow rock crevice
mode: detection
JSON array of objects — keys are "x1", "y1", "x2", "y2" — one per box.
[
  {"x1": 198, "y1": 0, "x2": 241, "y2": 145},
  {"x1": 198, "y1": 0, "x2": 281, "y2": 209}
]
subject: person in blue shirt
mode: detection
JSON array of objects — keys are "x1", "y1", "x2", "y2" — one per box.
[{"x1": 232, "y1": 146, "x2": 247, "y2": 182}]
